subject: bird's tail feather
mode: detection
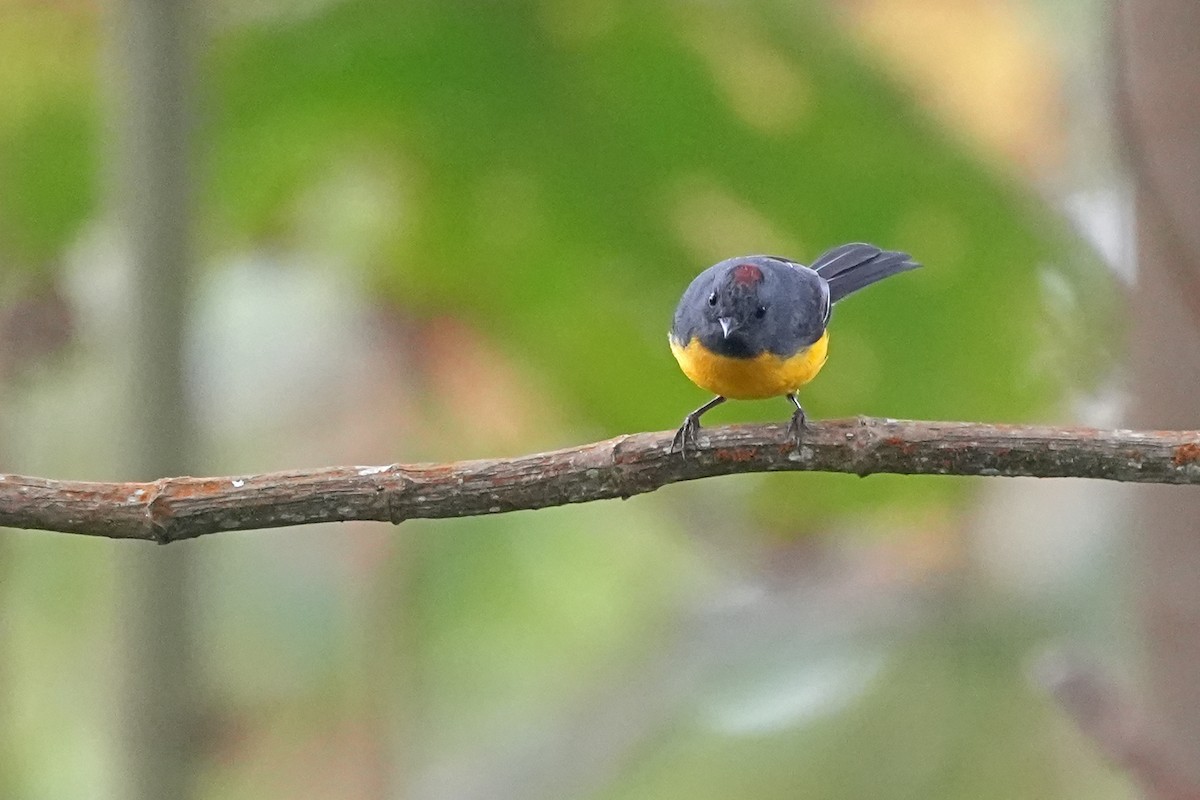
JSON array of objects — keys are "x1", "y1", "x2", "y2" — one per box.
[{"x1": 811, "y1": 243, "x2": 921, "y2": 303}]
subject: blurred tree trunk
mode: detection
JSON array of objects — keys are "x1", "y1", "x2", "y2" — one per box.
[
  {"x1": 0, "y1": 539, "x2": 12, "y2": 797},
  {"x1": 1119, "y1": 0, "x2": 1200, "y2": 787},
  {"x1": 108, "y1": 0, "x2": 201, "y2": 797}
]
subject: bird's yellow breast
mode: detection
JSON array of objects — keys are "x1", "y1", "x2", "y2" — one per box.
[{"x1": 669, "y1": 331, "x2": 829, "y2": 400}]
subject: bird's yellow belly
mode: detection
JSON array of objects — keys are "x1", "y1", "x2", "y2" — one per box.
[{"x1": 669, "y1": 331, "x2": 829, "y2": 400}]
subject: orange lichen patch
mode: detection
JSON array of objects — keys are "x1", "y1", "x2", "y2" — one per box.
[
  {"x1": 1173, "y1": 442, "x2": 1200, "y2": 466},
  {"x1": 883, "y1": 436, "x2": 917, "y2": 455},
  {"x1": 92, "y1": 482, "x2": 152, "y2": 504},
  {"x1": 408, "y1": 464, "x2": 456, "y2": 480},
  {"x1": 714, "y1": 447, "x2": 758, "y2": 462},
  {"x1": 167, "y1": 478, "x2": 234, "y2": 499}
]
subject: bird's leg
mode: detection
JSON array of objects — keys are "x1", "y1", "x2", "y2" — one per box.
[
  {"x1": 671, "y1": 396, "x2": 726, "y2": 457},
  {"x1": 785, "y1": 393, "x2": 807, "y2": 448}
]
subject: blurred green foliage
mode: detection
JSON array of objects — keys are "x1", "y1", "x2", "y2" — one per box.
[
  {"x1": 0, "y1": 2, "x2": 1126, "y2": 798},
  {"x1": 0, "y1": 3, "x2": 99, "y2": 269},
  {"x1": 0, "y1": 104, "x2": 98, "y2": 267}
]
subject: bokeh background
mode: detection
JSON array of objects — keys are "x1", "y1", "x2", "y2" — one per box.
[{"x1": 4, "y1": 0, "x2": 1197, "y2": 797}]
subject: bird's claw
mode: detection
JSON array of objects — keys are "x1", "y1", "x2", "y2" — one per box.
[
  {"x1": 786, "y1": 406, "x2": 808, "y2": 450},
  {"x1": 671, "y1": 414, "x2": 701, "y2": 457}
]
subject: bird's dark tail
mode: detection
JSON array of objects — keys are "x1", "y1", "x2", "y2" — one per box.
[{"x1": 811, "y1": 243, "x2": 921, "y2": 303}]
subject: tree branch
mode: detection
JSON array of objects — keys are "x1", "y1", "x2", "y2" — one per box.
[{"x1": 2, "y1": 417, "x2": 1199, "y2": 543}]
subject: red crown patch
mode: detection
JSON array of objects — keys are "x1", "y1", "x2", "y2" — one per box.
[{"x1": 731, "y1": 263, "x2": 764, "y2": 285}]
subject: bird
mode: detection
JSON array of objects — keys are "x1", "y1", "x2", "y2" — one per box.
[{"x1": 668, "y1": 243, "x2": 920, "y2": 455}]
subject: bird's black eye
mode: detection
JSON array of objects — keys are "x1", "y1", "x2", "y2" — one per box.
[
  {"x1": 708, "y1": 292, "x2": 717, "y2": 306},
  {"x1": 755, "y1": 305, "x2": 767, "y2": 319}
]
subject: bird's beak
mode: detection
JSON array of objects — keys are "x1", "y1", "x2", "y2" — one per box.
[{"x1": 718, "y1": 317, "x2": 737, "y2": 338}]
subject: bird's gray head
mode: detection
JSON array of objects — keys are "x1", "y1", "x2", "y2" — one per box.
[{"x1": 671, "y1": 255, "x2": 828, "y2": 359}]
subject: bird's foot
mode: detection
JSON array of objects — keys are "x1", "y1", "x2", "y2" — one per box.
[
  {"x1": 786, "y1": 405, "x2": 808, "y2": 450},
  {"x1": 671, "y1": 413, "x2": 702, "y2": 457}
]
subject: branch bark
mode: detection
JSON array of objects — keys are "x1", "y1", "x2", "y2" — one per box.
[{"x1": 2, "y1": 418, "x2": 1198, "y2": 543}]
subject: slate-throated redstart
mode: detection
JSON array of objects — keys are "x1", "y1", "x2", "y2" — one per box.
[{"x1": 669, "y1": 243, "x2": 920, "y2": 454}]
